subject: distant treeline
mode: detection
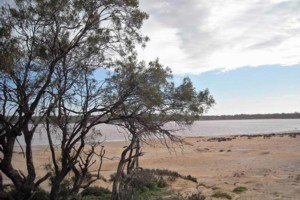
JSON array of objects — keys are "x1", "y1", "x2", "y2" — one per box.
[
  {"x1": 13, "y1": 112, "x2": 300, "y2": 124},
  {"x1": 199, "y1": 112, "x2": 300, "y2": 120}
]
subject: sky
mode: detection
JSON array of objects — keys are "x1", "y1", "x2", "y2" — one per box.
[
  {"x1": 136, "y1": 0, "x2": 300, "y2": 115},
  {"x1": 1, "y1": 0, "x2": 299, "y2": 115}
]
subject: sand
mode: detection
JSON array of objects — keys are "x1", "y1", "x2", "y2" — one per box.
[{"x1": 4, "y1": 133, "x2": 300, "y2": 200}]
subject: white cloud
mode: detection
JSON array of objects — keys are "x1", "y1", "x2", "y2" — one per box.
[
  {"x1": 207, "y1": 94, "x2": 300, "y2": 115},
  {"x1": 138, "y1": 0, "x2": 300, "y2": 74}
]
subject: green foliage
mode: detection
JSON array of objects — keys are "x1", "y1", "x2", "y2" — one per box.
[
  {"x1": 1, "y1": 2, "x2": 215, "y2": 200},
  {"x1": 30, "y1": 189, "x2": 50, "y2": 200},
  {"x1": 167, "y1": 192, "x2": 206, "y2": 200},
  {"x1": 148, "y1": 169, "x2": 181, "y2": 178},
  {"x1": 186, "y1": 193, "x2": 206, "y2": 200},
  {"x1": 129, "y1": 169, "x2": 167, "y2": 192},
  {"x1": 112, "y1": 169, "x2": 168, "y2": 200},
  {"x1": 211, "y1": 191, "x2": 232, "y2": 199},
  {"x1": 81, "y1": 186, "x2": 111, "y2": 197},
  {"x1": 106, "y1": 58, "x2": 215, "y2": 132},
  {"x1": 185, "y1": 175, "x2": 198, "y2": 183},
  {"x1": 76, "y1": 195, "x2": 110, "y2": 200},
  {"x1": 233, "y1": 186, "x2": 248, "y2": 194},
  {"x1": 8, "y1": 189, "x2": 50, "y2": 200},
  {"x1": 111, "y1": 169, "x2": 203, "y2": 200},
  {"x1": 109, "y1": 172, "x2": 125, "y2": 182},
  {"x1": 0, "y1": 0, "x2": 151, "y2": 198},
  {"x1": 55, "y1": 179, "x2": 73, "y2": 199},
  {"x1": 8, "y1": 189, "x2": 21, "y2": 200}
]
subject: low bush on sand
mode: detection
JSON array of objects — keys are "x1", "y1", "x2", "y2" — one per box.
[{"x1": 233, "y1": 186, "x2": 248, "y2": 194}]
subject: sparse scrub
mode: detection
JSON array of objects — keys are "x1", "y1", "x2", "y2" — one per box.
[
  {"x1": 145, "y1": 169, "x2": 181, "y2": 182},
  {"x1": 212, "y1": 191, "x2": 232, "y2": 199},
  {"x1": 30, "y1": 189, "x2": 50, "y2": 200},
  {"x1": 9, "y1": 189, "x2": 50, "y2": 200},
  {"x1": 167, "y1": 192, "x2": 206, "y2": 200},
  {"x1": 124, "y1": 169, "x2": 183, "y2": 200},
  {"x1": 185, "y1": 175, "x2": 198, "y2": 183},
  {"x1": 233, "y1": 186, "x2": 248, "y2": 194},
  {"x1": 129, "y1": 169, "x2": 167, "y2": 192},
  {"x1": 198, "y1": 183, "x2": 208, "y2": 188},
  {"x1": 187, "y1": 193, "x2": 206, "y2": 200},
  {"x1": 149, "y1": 169, "x2": 181, "y2": 178},
  {"x1": 76, "y1": 196, "x2": 110, "y2": 200},
  {"x1": 81, "y1": 186, "x2": 111, "y2": 197},
  {"x1": 109, "y1": 172, "x2": 125, "y2": 182}
]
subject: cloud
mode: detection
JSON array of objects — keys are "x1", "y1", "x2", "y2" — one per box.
[{"x1": 138, "y1": 0, "x2": 300, "y2": 74}]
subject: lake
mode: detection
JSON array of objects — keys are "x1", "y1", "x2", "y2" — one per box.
[{"x1": 18, "y1": 119, "x2": 300, "y2": 146}]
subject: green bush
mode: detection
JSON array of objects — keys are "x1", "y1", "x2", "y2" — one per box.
[
  {"x1": 109, "y1": 172, "x2": 125, "y2": 182},
  {"x1": 76, "y1": 195, "x2": 110, "y2": 200},
  {"x1": 81, "y1": 186, "x2": 111, "y2": 197},
  {"x1": 167, "y1": 192, "x2": 206, "y2": 200},
  {"x1": 124, "y1": 169, "x2": 168, "y2": 200},
  {"x1": 211, "y1": 192, "x2": 232, "y2": 199},
  {"x1": 185, "y1": 175, "x2": 197, "y2": 183},
  {"x1": 31, "y1": 189, "x2": 50, "y2": 200},
  {"x1": 187, "y1": 193, "x2": 206, "y2": 200},
  {"x1": 149, "y1": 169, "x2": 180, "y2": 178},
  {"x1": 129, "y1": 169, "x2": 167, "y2": 191},
  {"x1": 233, "y1": 186, "x2": 247, "y2": 194},
  {"x1": 8, "y1": 189, "x2": 50, "y2": 200},
  {"x1": 157, "y1": 177, "x2": 167, "y2": 188}
]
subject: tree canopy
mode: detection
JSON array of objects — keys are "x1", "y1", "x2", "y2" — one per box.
[{"x1": 0, "y1": 1, "x2": 215, "y2": 200}]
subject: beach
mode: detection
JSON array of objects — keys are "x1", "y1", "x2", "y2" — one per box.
[{"x1": 6, "y1": 132, "x2": 300, "y2": 199}]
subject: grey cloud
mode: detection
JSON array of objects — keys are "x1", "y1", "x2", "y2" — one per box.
[
  {"x1": 141, "y1": 0, "x2": 219, "y2": 58},
  {"x1": 228, "y1": 0, "x2": 300, "y2": 50},
  {"x1": 139, "y1": 0, "x2": 300, "y2": 72},
  {"x1": 246, "y1": 36, "x2": 286, "y2": 50},
  {"x1": 143, "y1": 1, "x2": 299, "y2": 42}
]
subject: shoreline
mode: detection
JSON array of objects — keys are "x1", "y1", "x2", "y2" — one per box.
[
  {"x1": 13, "y1": 131, "x2": 300, "y2": 149},
  {"x1": 183, "y1": 131, "x2": 300, "y2": 140},
  {"x1": 6, "y1": 132, "x2": 300, "y2": 199}
]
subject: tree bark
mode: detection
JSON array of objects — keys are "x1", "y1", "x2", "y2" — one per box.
[{"x1": 50, "y1": 179, "x2": 61, "y2": 200}]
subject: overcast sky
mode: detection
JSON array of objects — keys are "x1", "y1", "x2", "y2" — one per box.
[
  {"x1": 138, "y1": 0, "x2": 300, "y2": 74},
  {"x1": 137, "y1": 0, "x2": 300, "y2": 115},
  {"x1": 1, "y1": 0, "x2": 299, "y2": 115}
]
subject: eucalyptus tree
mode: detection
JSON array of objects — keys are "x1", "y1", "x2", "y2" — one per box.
[
  {"x1": 0, "y1": 1, "x2": 215, "y2": 200},
  {"x1": 0, "y1": 0, "x2": 148, "y2": 199},
  {"x1": 104, "y1": 58, "x2": 215, "y2": 200}
]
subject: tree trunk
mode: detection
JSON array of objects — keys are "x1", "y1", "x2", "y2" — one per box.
[
  {"x1": 0, "y1": 172, "x2": 7, "y2": 199},
  {"x1": 24, "y1": 131, "x2": 36, "y2": 187},
  {"x1": 0, "y1": 135, "x2": 24, "y2": 190},
  {"x1": 111, "y1": 138, "x2": 137, "y2": 200},
  {"x1": 50, "y1": 180, "x2": 60, "y2": 200}
]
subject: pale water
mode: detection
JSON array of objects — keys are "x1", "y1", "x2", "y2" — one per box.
[{"x1": 18, "y1": 119, "x2": 300, "y2": 146}]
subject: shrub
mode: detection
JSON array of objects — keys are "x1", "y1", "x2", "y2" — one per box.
[
  {"x1": 109, "y1": 172, "x2": 125, "y2": 182},
  {"x1": 59, "y1": 179, "x2": 72, "y2": 198},
  {"x1": 150, "y1": 169, "x2": 180, "y2": 178},
  {"x1": 185, "y1": 175, "x2": 197, "y2": 183},
  {"x1": 233, "y1": 186, "x2": 247, "y2": 194},
  {"x1": 187, "y1": 193, "x2": 206, "y2": 200},
  {"x1": 76, "y1": 195, "x2": 110, "y2": 200},
  {"x1": 157, "y1": 176, "x2": 167, "y2": 188},
  {"x1": 211, "y1": 191, "x2": 232, "y2": 199},
  {"x1": 81, "y1": 186, "x2": 111, "y2": 197},
  {"x1": 9, "y1": 189, "x2": 50, "y2": 200},
  {"x1": 167, "y1": 192, "x2": 206, "y2": 200},
  {"x1": 129, "y1": 170, "x2": 166, "y2": 191},
  {"x1": 142, "y1": 169, "x2": 181, "y2": 183},
  {"x1": 32, "y1": 189, "x2": 50, "y2": 200}
]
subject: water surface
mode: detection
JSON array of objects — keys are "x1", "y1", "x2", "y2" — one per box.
[{"x1": 18, "y1": 119, "x2": 300, "y2": 146}]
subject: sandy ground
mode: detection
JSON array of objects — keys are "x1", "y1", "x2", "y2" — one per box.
[{"x1": 5, "y1": 133, "x2": 300, "y2": 200}]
